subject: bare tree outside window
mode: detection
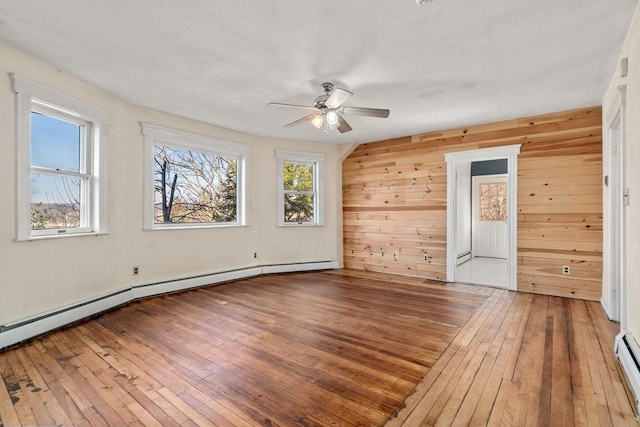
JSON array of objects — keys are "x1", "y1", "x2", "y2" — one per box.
[
  {"x1": 154, "y1": 146, "x2": 237, "y2": 224},
  {"x1": 480, "y1": 182, "x2": 507, "y2": 221}
]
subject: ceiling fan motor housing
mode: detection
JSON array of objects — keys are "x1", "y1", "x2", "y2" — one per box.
[
  {"x1": 314, "y1": 94, "x2": 330, "y2": 110},
  {"x1": 314, "y1": 83, "x2": 335, "y2": 109}
]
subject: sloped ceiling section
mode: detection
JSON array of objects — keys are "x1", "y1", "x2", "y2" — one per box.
[{"x1": 0, "y1": 0, "x2": 636, "y2": 144}]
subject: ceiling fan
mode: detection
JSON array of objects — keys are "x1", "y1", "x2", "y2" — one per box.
[{"x1": 269, "y1": 82, "x2": 390, "y2": 134}]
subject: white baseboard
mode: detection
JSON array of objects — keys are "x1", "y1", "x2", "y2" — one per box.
[
  {"x1": 0, "y1": 261, "x2": 337, "y2": 350},
  {"x1": 263, "y1": 261, "x2": 339, "y2": 274},
  {"x1": 132, "y1": 267, "x2": 264, "y2": 300}
]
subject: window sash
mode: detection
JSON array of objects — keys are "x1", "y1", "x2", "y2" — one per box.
[
  {"x1": 29, "y1": 105, "x2": 94, "y2": 235},
  {"x1": 276, "y1": 151, "x2": 324, "y2": 227},
  {"x1": 283, "y1": 160, "x2": 317, "y2": 224},
  {"x1": 152, "y1": 144, "x2": 240, "y2": 226}
]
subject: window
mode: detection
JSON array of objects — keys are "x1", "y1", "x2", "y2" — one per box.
[
  {"x1": 13, "y1": 75, "x2": 109, "y2": 240},
  {"x1": 479, "y1": 182, "x2": 507, "y2": 221},
  {"x1": 276, "y1": 150, "x2": 324, "y2": 226},
  {"x1": 142, "y1": 124, "x2": 250, "y2": 229}
]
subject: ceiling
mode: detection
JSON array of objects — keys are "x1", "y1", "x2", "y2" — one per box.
[{"x1": 0, "y1": 0, "x2": 636, "y2": 144}]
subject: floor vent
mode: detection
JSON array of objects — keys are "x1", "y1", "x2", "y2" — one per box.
[{"x1": 615, "y1": 331, "x2": 640, "y2": 415}]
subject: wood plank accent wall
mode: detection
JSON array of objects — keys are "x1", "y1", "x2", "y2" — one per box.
[{"x1": 342, "y1": 106, "x2": 603, "y2": 300}]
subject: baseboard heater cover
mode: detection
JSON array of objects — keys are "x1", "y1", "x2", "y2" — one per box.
[
  {"x1": 615, "y1": 331, "x2": 640, "y2": 415},
  {"x1": 456, "y1": 251, "x2": 472, "y2": 266},
  {"x1": 0, "y1": 261, "x2": 338, "y2": 350}
]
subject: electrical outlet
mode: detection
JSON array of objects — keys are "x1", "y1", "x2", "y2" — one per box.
[
  {"x1": 350, "y1": 248, "x2": 355, "y2": 254},
  {"x1": 381, "y1": 250, "x2": 385, "y2": 256},
  {"x1": 132, "y1": 266, "x2": 139, "y2": 276},
  {"x1": 562, "y1": 265, "x2": 570, "y2": 275},
  {"x1": 253, "y1": 252, "x2": 257, "y2": 259},
  {"x1": 423, "y1": 254, "x2": 429, "y2": 262}
]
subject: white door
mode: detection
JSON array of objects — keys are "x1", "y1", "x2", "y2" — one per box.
[{"x1": 472, "y1": 175, "x2": 508, "y2": 259}]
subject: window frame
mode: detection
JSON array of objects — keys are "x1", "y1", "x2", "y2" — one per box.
[
  {"x1": 13, "y1": 74, "x2": 110, "y2": 241},
  {"x1": 141, "y1": 123, "x2": 251, "y2": 230},
  {"x1": 479, "y1": 181, "x2": 508, "y2": 222},
  {"x1": 276, "y1": 150, "x2": 325, "y2": 227}
]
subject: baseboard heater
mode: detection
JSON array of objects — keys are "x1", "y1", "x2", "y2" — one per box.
[
  {"x1": 615, "y1": 331, "x2": 640, "y2": 415},
  {"x1": 0, "y1": 261, "x2": 338, "y2": 350},
  {"x1": 456, "y1": 251, "x2": 472, "y2": 266}
]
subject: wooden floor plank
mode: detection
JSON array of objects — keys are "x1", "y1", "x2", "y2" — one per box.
[
  {"x1": 0, "y1": 270, "x2": 636, "y2": 426},
  {"x1": 0, "y1": 352, "x2": 36, "y2": 425},
  {"x1": 16, "y1": 345, "x2": 75, "y2": 427},
  {"x1": 83, "y1": 320, "x2": 250, "y2": 427},
  {"x1": 586, "y1": 303, "x2": 638, "y2": 426},
  {"x1": 5, "y1": 350, "x2": 55, "y2": 426},
  {"x1": 549, "y1": 297, "x2": 575, "y2": 427},
  {"x1": 469, "y1": 293, "x2": 529, "y2": 426}
]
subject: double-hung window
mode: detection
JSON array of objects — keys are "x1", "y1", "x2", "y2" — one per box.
[
  {"x1": 142, "y1": 123, "x2": 250, "y2": 229},
  {"x1": 276, "y1": 150, "x2": 324, "y2": 226},
  {"x1": 13, "y1": 75, "x2": 109, "y2": 240}
]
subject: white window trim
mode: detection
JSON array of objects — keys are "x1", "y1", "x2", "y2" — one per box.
[
  {"x1": 275, "y1": 150, "x2": 325, "y2": 227},
  {"x1": 141, "y1": 123, "x2": 251, "y2": 230},
  {"x1": 12, "y1": 74, "x2": 110, "y2": 241}
]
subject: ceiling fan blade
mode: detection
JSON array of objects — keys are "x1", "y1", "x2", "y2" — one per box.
[
  {"x1": 269, "y1": 102, "x2": 317, "y2": 111},
  {"x1": 284, "y1": 114, "x2": 317, "y2": 128},
  {"x1": 311, "y1": 114, "x2": 325, "y2": 129},
  {"x1": 341, "y1": 106, "x2": 390, "y2": 118},
  {"x1": 325, "y1": 88, "x2": 353, "y2": 109},
  {"x1": 336, "y1": 114, "x2": 352, "y2": 133}
]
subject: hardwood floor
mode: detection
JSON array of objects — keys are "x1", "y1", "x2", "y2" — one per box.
[{"x1": 0, "y1": 270, "x2": 636, "y2": 426}]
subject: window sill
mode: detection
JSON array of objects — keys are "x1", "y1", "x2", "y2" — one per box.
[
  {"x1": 15, "y1": 231, "x2": 110, "y2": 242},
  {"x1": 144, "y1": 223, "x2": 247, "y2": 231},
  {"x1": 278, "y1": 223, "x2": 324, "y2": 227}
]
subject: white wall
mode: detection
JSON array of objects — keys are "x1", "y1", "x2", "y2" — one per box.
[
  {"x1": 456, "y1": 161, "x2": 471, "y2": 258},
  {"x1": 602, "y1": 3, "x2": 640, "y2": 337},
  {"x1": 0, "y1": 43, "x2": 341, "y2": 327}
]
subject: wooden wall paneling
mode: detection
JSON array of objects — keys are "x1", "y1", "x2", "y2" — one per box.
[{"x1": 342, "y1": 106, "x2": 603, "y2": 300}]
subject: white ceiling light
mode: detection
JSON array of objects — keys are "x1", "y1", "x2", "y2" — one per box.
[{"x1": 326, "y1": 110, "x2": 339, "y2": 126}]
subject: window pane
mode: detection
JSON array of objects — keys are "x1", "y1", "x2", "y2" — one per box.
[
  {"x1": 154, "y1": 146, "x2": 237, "y2": 224},
  {"x1": 284, "y1": 194, "x2": 314, "y2": 223},
  {"x1": 30, "y1": 173, "x2": 81, "y2": 229},
  {"x1": 283, "y1": 162, "x2": 313, "y2": 191},
  {"x1": 31, "y1": 112, "x2": 82, "y2": 172},
  {"x1": 480, "y1": 182, "x2": 507, "y2": 221}
]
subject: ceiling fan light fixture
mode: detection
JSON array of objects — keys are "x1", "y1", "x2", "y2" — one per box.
[
  {"x1": 326, "y1": 110, "x2": 339, "y2": 126},
  {"x1": 270, "y1": 82, "x2": 390, "y2": 135},
  {"x1": 311, "y1": 114, "x2": 325, "y2": 129}
]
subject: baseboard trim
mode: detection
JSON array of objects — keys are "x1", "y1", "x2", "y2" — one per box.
[{"x1": 0, "y1": 261, "x2": 338, "y2": 350}]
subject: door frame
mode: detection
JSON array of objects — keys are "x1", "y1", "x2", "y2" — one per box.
[
  {"x1": 604, "y1": 85, "x2": 627, "y2": 324},
  {"x1": 445, "y1": 145, "x2": 521, "y2": 291}
]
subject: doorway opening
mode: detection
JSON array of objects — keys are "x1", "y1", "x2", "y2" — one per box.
[
  {"x1": 456, "y1": 172, "x2": 509, "y2": 287},
  {"x1": 445, "y1": 145, "x2": 521, "y2": 290}
]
